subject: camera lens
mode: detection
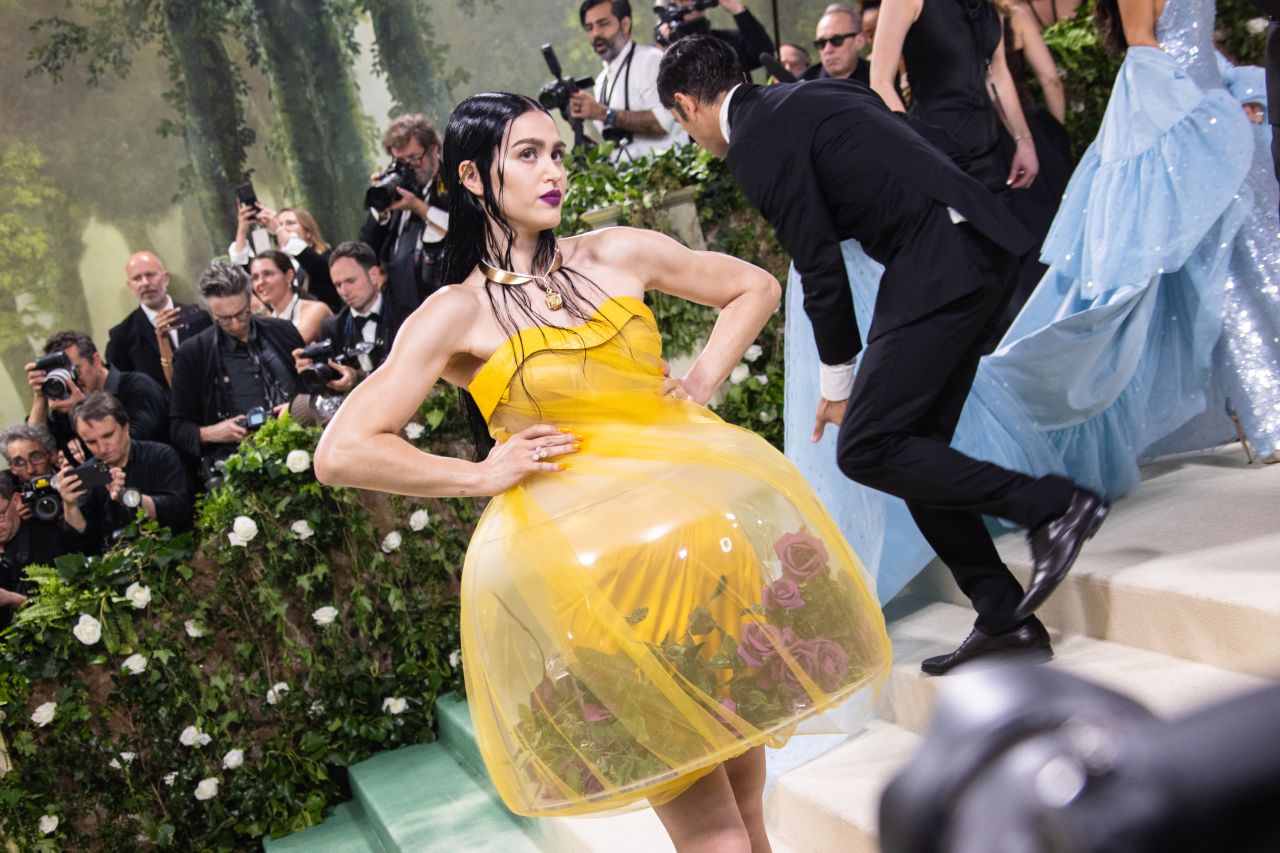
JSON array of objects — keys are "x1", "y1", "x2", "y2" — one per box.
[
  {"x1": 33, "y1": 492, "x2": 63, "y2": 523},
  {"x1": 42, "y1": 369, "x2": 74, "y2": 401}
]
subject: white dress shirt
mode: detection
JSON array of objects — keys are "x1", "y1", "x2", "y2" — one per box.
[{"x1": 593, "y1": 40, "x2": 688, "y2": 161}]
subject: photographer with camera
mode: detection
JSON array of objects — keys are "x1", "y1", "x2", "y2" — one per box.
[
  {"x1": 170, "y1": 261, "x2": 303, "y2": 485},
  {"x1": 65, "y1": 392, "x2": 194, "y2": 552},
  {"x1": 655, "y1": 0, "x2": 774, "y2": 74},
  {"x1": 359, "y1": 114, "x2": 449, "y2": 323},
  {"x1": 25, "y1": 330, "x2": 170, "y2": 463},
  {"x1": 568, "y1": 0, "x2": 688, "y2": 162},
  {"x1": 289, "y1": 241, "x2": 402, "y2": 424},
  {"x1": 229, "y1": 199, "x2": 342, "y2": 313},
  {"x1": 0, "y1": 429, "x2": 93, "y2": 619}
]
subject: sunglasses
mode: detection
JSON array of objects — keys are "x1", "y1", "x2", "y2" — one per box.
[{"x1": 814, "y1": 32, "x2": 860, "y2": 50}]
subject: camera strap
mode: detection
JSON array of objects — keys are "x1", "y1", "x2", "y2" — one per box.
[{"x1": 600, "y1": 42, "x2": 636, "y2": 112}]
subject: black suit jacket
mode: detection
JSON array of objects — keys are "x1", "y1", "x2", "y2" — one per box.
[
  {"x1": 80, "y1": 439, "x2": 195, "y2": 552},
  {"x1": 106, "y1": 303, "x2": 212, "y2": 389},
  {"x1": 726, "y1": 79, "x2": 1034, "y2": 365},
  {"x1": 169, "y1": 317, "x2": 304, "y2": 459},
  {"x1": 359, "y1": 189, "x2": 446, "y2": 323},
  {"x1": 711, "y1": 9, "x2": 774, "y2": 73}
]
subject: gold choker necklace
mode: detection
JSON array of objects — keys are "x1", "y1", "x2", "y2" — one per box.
[{"x1": 479, "y1": 249, "x2": 565, "y2": 311}]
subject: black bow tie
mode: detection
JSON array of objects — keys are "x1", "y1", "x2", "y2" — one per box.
[{"x1": 354, "y1": 313, "x2": 380, "y2": 331}]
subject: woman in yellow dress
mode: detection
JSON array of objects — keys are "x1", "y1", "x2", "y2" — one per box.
[{"x1": 316, "y1": 92, "x2": 891, "y2": 851}]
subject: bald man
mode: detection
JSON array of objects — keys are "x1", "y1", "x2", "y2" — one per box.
[
  {"x1": 802, "y1": 6, "x2": 869, "y2": 84},
  {"x1": 105, "y1": 253, "x2": 211, "y2": 388}
]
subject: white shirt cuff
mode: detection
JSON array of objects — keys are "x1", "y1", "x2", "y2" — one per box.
[
  {"x1": 227, "y1": 242, "x2": 252, "y2": 265},
  {"x1": 422, "y1": 206, "x2": 449, "y2": 244},
  {"x1": 280, "y1": 235, "x2": 309, "y2": 256},
  {"x1": 819, "y1": 360, "x2": 857, "y2": 402}
]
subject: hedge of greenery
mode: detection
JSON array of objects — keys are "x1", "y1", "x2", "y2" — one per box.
[{"x1": 0, "y1": 405, "x2": 475, "y2": 850}]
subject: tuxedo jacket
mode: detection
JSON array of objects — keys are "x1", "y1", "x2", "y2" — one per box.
[
  {"x1": 726, "y1": 79, "x2": 1034, "y2": 366},
  {"x1": 318, "y1": 296, "x2": 406, "y2": 358},
  {"x1": 168, "y1": 317, "x2": 304, "y2": 459},
  {"x1": 106, "y1": 303, "x2": 212, "y2": 389}
]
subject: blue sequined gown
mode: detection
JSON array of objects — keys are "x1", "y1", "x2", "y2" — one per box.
[{"x1": 784, "y1": 0, "x2": 1280, "y2": 602}]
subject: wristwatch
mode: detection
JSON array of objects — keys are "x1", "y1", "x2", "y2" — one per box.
[
  {"x1": 121, "y1": 488, "x2": 142, "y2": 509},
  {"x1": 604, "y1": 108, "x2": 618, "y2": 128}
]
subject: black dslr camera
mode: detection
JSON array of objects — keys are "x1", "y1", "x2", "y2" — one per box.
[
  {"x1": 297, "y1": 339, "x2": 380, "y2": 393},
  {"x1": 239, "y1": 406, "x2": 268, "y2": 432},
  {"x1": 538, "y1": 44, "x2": 596, "y2": 150},
  {"x1": 654, "y1": 0, "x2": 718, "y2": 46},
  {"x1": 33, "y1": 351, "x2": 78, "y2": 402},
  {"x1": 365, "y1": 160, "x2": 423, "y2": 215},
  {"x1": 19, "y1": 475, "x2": 62, "y2": 523}
]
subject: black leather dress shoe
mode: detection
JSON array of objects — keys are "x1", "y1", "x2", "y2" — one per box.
[
  {"x1": 920, "y1": 618, "x2": 1052, "y2": 675},
  {"x1": 1014, "y1": 488, "x2": 1110, "y2": 622}
]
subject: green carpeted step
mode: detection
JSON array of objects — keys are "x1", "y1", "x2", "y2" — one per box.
[
  {"x1": 349, "y1": 741, "x2": 539, "y2": 853},
  {"x1": 261, "y1": 800, "x2": 386, "y2": 852},
  {"x1": 434, "y1": 692, "x2": 488, "y2": 782}
]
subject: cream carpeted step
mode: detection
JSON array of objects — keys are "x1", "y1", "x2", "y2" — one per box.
[
  {"x1": 765, "y1": 719, "x2": 921, "y2": 853},
  {"x1": 539, "y1": 804, "x2": 811, "y2": 853},
  {"x1": 899, "y1": 448, "x2": 1280, "y2": 677},
  {"x1": 877, "y1": 598, "x2": 1274, "y2": 734}
]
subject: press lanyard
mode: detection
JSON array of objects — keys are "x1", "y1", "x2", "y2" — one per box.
[{"x1": 601, "y1": 42, "x2": 636, "y2": 111}]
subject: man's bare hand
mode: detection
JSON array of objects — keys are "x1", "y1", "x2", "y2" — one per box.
[
  {"x1": 811, "y1": 397, "x2": 848, "y2": 443},
  {"x1": 569, "y1": 91, "x2": 607, "y2": 122},
  {"x1": 387, "y1": 187, "x2": 427, "y2": 218}
]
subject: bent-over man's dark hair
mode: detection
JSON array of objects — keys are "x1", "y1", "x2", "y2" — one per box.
[
  {"x1": 70, "y1": 391, "x2": 130, "y2": 430},
  {"x1": 656, "y1": 35, "x2": 746, "y2": 117},
  {"x1": 579, "y1": 0, "x2": 631, "y2": 26},
  {"x1": 328, "y1": 241, "x2": 380, "y2": 274}
]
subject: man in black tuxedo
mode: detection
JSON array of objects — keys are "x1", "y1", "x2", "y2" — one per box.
[
  {"x1": 170, "y1": 261, "x2": 303, "y2": 485},
  {"x1": 291, "y1": 241, "x2": 403, "y2": 424},
  {"x1": 106, "y1": 252, "x2": 212, "y2": 388},
  {"x1": 658, "y1": 36, "x2": 1108, "y2": 674}
]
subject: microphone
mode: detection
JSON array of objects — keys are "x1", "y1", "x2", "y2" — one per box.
[{"x1": 759, "y1": 52, "x2": 797, "y2": 83}]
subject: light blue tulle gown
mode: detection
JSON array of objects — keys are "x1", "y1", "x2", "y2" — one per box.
[{"x1": 784, "y1": 0, "x2": 1280, "y2": 603}]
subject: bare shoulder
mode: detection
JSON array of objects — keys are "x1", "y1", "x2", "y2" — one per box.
[
  {"x1": 566, "y1": 226, "x2": 681, "y2": 267},
  {"x1": 396, "y1": 283, "x2": 484, "y2": 350}
]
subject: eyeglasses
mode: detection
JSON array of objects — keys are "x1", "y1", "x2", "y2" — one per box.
[
  {"x1": 211, "y1": 302, "x2": 253, "y2": 327},
  {"x1": 10, "y1": 451, "x2": 50, "y2": 471},
  {"x1": 814, "y1": 32, "x2": 859, "y2": 50},
  {"x1": 397, "y1": 148, "x2": 435, "y2": 168}
]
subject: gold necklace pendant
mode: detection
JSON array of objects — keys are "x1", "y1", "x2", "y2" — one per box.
[{"x1": 479, "y1": 249, "x2": 565, "y2": 309}]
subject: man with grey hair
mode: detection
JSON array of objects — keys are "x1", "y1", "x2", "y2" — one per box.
[
  {"x1": 802, "y1": 4, "x2": 869, "y2": 84},
  {"x1": 169, "y1": 261, "x2": 303, "y2": 484},
  {"x1": 0, "y1": 423, "x2": 60, "y2": 483}
]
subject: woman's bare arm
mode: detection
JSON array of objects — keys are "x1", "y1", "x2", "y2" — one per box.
[
  {"x1": 313, "y1": 287, "x2": 576, "y2": 497},
  {"x1": 1011, "y1": 3, "x2": 1066, "y2": 124},
  {"x1": 869, "y1": 0, "x2": 923, "y2": 113},
  {"x1": 600, "y1": 228, "x2": 781, "y2": 405}
]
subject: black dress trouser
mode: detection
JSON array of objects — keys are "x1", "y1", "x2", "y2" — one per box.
[{"x1": 836, "y1": 216, "x2": 1074, "y2": 635}]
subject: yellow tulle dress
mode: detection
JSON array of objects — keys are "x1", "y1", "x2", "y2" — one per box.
[{"x1": 461, "y1": 296, "x2": 892, "y2": 817}]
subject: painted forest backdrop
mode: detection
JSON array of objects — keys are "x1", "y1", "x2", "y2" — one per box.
[{"x1": 0, "y1": 0, "x2": 845, "y2": 426}]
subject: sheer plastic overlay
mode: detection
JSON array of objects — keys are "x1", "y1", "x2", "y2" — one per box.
[{"x1": 462, "y1": 296, "x2": 892, "y2": 817}]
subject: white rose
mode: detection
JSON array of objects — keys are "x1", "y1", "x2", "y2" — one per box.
[
  {"x1": 285, "y1": 449, "x2": 311, "y2": 474},
  {"x1": 121, "y1": 751, "x2": 136, "y2": 762},
  {"x1": 409, "y1": 509, "x2": 430, "y2": 531},
  {"x1": 758, "y1": 410, "x2": 776, "y2": 424},
  {"x1": 404, "y1": 422, "x2": 425, "y2": 440},
  {"x1": 754, "y1": 374, "x2": 768, "y2": 386},
  {"x1": 184, "y1": 620, "x2": 206, "y2": 638},
  {"x1": 31, "y1": 701, "x2": 56, "y2": 727},
  {"x1": 743, "y1": 344, "x2": 763, "y2": 363},
  {"x1": 163, "y1": 772, "x2": 177, "y2": 786},
  {"x1": 124, "y1": 582, "x2": 151, "y2": 609},
  {"x1": 290, "y1": 519, "x2": 315, "y2": 540},
  {"x1": 222, "y1": 748, "x2": 245, "y2": 769},
  {"x1": 227, "y1": 532, "x2": 247, "y2": 547},
  {"x1": 39, "y1": 814, "x2": 58, "y2": 835},
  {"x1": 311, "y1": 606, "x2": 339, "y2": 626},
  {"x1": 309, "y1": 700, "x2": 325, "y2": 716},
  {"x1": 232, "y1": 516, "x2": 258, "y2": 543},
  {"x1": 1247, "y1": 16, "x2": 1269, "y2": 34},
  {"x1": 266, "y1": 682, "x2": 289, "y2": 705},
  {"x1": 122, "y1": 653, "x2": 148, "y2": 675},
  {"x1": 449, "y1": 650, "x2": 461, "y2": 670},
  {"x1": 108, "y1": 757, "x2": 121, "y2": 769},
  {"x1": 730, "y1": 364, "x2": 750, "y2": 385},
  {"x1": 73, "y1": 613, "x2": 102, "y2": 645},
  {"x1": 382, "y1": 697, "x2": 408, "y2": 715},
  {"x1": 381, "y1": 531, "x2": 402, "y2": 553},
  {"x1": 179, "y1": 725, "x2": 210, "y2": 747},
  {"x1": 194, "y1": 777, "x2": 219, "y2": 801}
]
